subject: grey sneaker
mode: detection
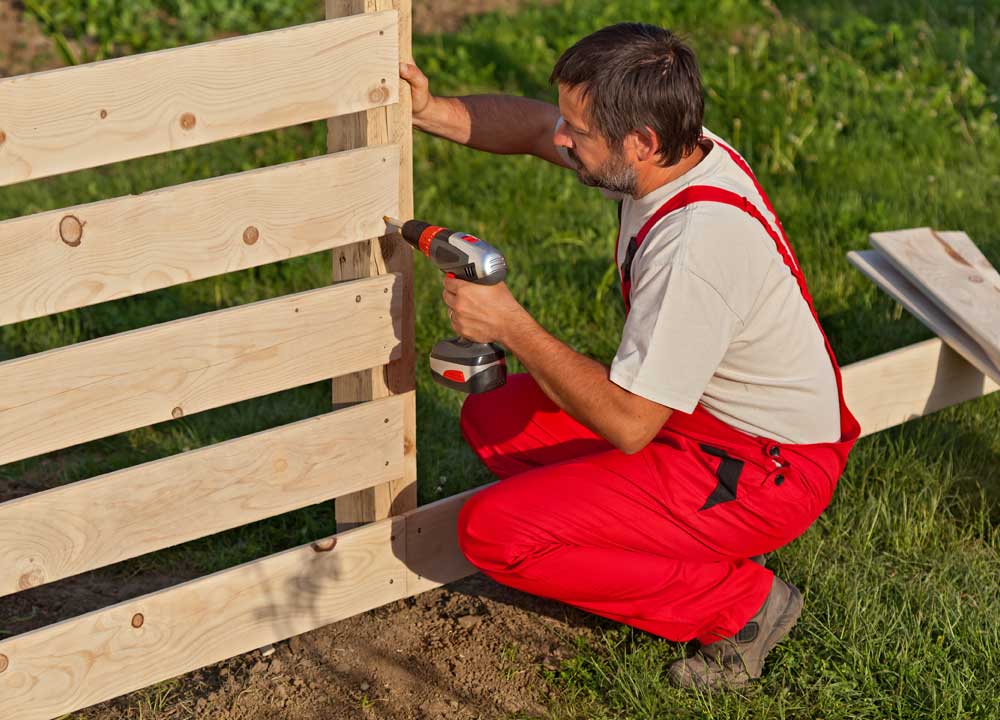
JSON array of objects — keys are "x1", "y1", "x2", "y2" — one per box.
[{"x1": 668, "y1": 576, "x2": 803, "y2": 691}]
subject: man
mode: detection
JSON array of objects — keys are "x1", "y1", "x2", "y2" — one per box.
[{"x1": 399, "y1": 23, "x2": 860, "y2": 689}]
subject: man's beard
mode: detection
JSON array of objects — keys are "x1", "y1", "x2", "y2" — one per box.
[{"x1": 567, "y1": 147, "x2": 638, "y2": 196}]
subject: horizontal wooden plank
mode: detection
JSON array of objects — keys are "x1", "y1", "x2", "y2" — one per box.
[
  {"x1": 848, "y1": 248, "x2": 1000, "y2": 384},
  {"x1": 0, "y1": 12, "x2": 398, "y2": 186},
  {"x1": 0, "y1": 145, "x2": 399, "y2": 326},
  {"x1": 870, "y1": 228, "x2": 1000, "y2": 370},
  {"x1": 0, "y1": 274, "x2": 401, "y2": 466},
  {"x1": 0, "y1": 516, "x2": 409, "y2": 720},
  {"x1": 0, "y1": 394, "x2": 408, "y2": 598},
  {"x1": 844, "y1": 338, "x2": 1000, "y2": 437}
]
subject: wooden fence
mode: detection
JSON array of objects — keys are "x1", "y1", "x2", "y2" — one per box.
[{"x1": 0, "y1": 3, "x2": 997, "y2": 719}]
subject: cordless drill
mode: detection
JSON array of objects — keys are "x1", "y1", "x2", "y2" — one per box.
[{"x1": 384, "y1": 216, "x2": 508, "y2": 394}]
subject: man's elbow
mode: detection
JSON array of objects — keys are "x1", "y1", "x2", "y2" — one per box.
[
  {"x1": 609, "y1": 408, "x2": 672, "y2": 455},
  {"x1": 611, "y1": 426, "x2": 660, "y2": 455}
]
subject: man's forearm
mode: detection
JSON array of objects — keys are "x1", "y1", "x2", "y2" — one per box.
[
  {"x1": 501, "y1": 314, "x2": 642, "y2": 452},
  {"x1": 417, "y1": 95, "x2": 559, "y2": 157}
]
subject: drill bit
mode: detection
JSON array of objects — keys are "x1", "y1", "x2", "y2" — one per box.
[{"x1": 383, "y1": 215, "x2": 403, "y2": 236}]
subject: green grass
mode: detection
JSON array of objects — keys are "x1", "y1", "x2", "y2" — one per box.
[{"x1": 4, "y1": 0, "x2": 1000, "y2": 717}]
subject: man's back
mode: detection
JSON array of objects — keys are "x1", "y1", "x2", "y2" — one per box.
[{"x1": 610, "y1": 128, "x2": 841, "y2": 444}]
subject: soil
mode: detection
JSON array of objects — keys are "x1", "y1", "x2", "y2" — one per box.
[
  {"x1": 1, "y1": 6, "x2": 602, "y2": 720},
  {"x1": 5, "y1": 564, "x2": 605, "y2": 720}
]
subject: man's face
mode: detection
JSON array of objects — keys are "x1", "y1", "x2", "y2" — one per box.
[{"x1": 554, "y1": 83, "x2": 638, "y2": 196}]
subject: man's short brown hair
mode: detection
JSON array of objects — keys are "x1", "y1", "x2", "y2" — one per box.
[{"x1": 550, "y1": 23, "x2": 704, "y2": 166}]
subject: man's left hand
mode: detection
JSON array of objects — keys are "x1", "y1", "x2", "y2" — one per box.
[{"x1": 442, "y1": 276, "x2": 528, "y2": 344}]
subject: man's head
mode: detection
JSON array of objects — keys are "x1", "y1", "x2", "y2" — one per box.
[{"x1": 550, "y1": 23, "x2": 704, "y2": 196}]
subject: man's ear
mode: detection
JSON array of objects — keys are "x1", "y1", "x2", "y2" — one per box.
[{"x1": 628, "y1": 126, "x2": 660, "y2": 163}]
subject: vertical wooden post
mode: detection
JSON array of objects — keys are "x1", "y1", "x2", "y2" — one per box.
[{"x1": 327, "y1": 0, "x2": 416, "y2": 532}]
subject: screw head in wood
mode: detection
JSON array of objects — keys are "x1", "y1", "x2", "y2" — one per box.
[
  {"x1": 243, "y1": 226, "x2": 259, "y2": 245},
  {"x1": 131, "y1": 613, "x2": 144, "y2": 628},
  {"x1": 172, "y1": 406, "x2": 184, "y2": 419},
  {"x1": 311, "y1": 538, "x2": 337, "y2": 553},
  {"x1": 180, "y1": 112, "x2": 197, "y2": 130},
  {"x1": 0, "y1": 654, "x2": 8, "y2": 673},
  {"x1": 59, "y1": 215, "x2": 84, "y2": 247},
  {"x1": 100, "y1": 109, "x2": 108, "y2": 119},
  {"x1": 356, "y1": 295, "x2": 362, "y2": 303}
]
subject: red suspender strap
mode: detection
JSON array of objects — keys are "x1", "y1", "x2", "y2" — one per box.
[{"x1": 618, "y1": 139, "x2": 860, "y2": 443}]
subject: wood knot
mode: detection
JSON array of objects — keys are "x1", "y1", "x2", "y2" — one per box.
[
  {"x1": 172, "y1": 406, "x2": 184, "y2": 419},
  {"x1": 131, "y1": 613, "x2": 144, "y2": 629},
  {"x1": 17, "y1": 568, "x2": 45, "y2": 590},
  {"x1": 0, "y1": 129, "x2": 7, "y2": 146},
  {"x1": 0, "y1": 654, "x2": 8, "y2": 673},
  {"x1": 243, "y1": 226, "x2": 259, "y2": 245},
  {"x1": 311, "y1": 538, "x2": 337, "y2": 553},
  {"x1": 273, "y1": 457, "x2": 288, "y2": 473},
  {"x1": 59, "y1": 215, "x2": 84, "y2": 247},
  {"x1": 180, "y1": 112, "x2": 197, "y2": 130},
  {"x1": 368, "y1": 85, "x2": 391, "y2": 104}
]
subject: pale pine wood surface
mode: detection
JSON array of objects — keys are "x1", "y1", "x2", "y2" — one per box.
[
  {"x1": 0, "y1": 146, "x2": 399, "y2": 326},
  {"x1": 0, "y1": 274, "x2": 401, "y2": 466},
  {"x1": 848, "y1": 248, "x2": 1000, "y2": 384},
  {"x1": 0, "y1": 394, "x2": 407, "y2": 598},
  {"x1": 0, "y1": 13, "x2": 399, "y2": 186},
  {"x1": 0, "y1": 517, "x2": 408, "y2": 720},
  {"x1": 870, "y1": 228, "x2": 1000, "y2": 370},
  {"x1": 327, "y1": 0, "x2": 417, "y2": 533},
  {"x1": 843, "y1": 338, "x2": 999, "y2": 437}
]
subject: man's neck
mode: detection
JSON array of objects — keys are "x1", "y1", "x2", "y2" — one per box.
[{"x1": 632, "y1": 140, "x2": 710, "y2": 199}]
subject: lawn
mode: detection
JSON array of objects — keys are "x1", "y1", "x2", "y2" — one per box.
[{"x1": 2, "y1": 0, "x2": 999, "y2": 717}]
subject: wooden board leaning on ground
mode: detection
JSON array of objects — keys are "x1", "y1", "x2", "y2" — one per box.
[{"x1": 870, "y1": 227, "x2": 1000, "y2": 372}]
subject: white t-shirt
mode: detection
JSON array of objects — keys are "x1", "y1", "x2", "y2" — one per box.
[{"x1": 556, "y1": 124, "x2": 841, "y2": 444}]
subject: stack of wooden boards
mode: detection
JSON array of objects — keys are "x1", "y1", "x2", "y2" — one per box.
[{"x1": 849, "y1": 227, "x2": 1000, "y2": 385}]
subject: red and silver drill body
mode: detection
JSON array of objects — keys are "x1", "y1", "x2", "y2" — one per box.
[{"x1": 385, "y1": 216, "x2": 508, "y2": 394}]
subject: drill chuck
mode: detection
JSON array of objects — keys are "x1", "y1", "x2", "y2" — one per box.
[{"x1": 387, "y1": 217, "x2": 507, "y2": 285}]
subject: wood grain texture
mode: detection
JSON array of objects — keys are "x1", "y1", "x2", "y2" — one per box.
[
  {"x1": 0, "y1": 146, "x2": 399, "y2": 326},
  {"x1": 848, "y1": 248, "x2": 1000, "y2": 384},
  {"x1": 0, "y1": 517, "x2": 408, "y2": 720},
  {"x1": 843, "y1": 338, "x2": 999, "y2": 437},
  {"x1": 0, "y1": 394, "x2": 408, "y2": 598},
  {"x1": 327, "y1": 0, "x2": 417, "y2": 533},
  {"x1": 870, "y1": 228, "x2": 1000, "y2": 369},
  {"x1": 0, "y1": 12, "x2": 399, "y2": 186},
  {"x1": 0, "y1": 274, "x2": 401, "y2": 466}
]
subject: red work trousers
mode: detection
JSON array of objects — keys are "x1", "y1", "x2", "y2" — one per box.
[{"x1": 456, "y1": 373, "x2": 849, "y2": 644}]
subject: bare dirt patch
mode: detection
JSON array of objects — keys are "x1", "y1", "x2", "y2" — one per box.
[{"x1": 51, "y1": 573, "x2": 604, "y2": 720}]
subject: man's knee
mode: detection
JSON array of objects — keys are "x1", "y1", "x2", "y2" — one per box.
[{"x1": 457, "y1": 486, "x2": 519, "y2": 573}]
